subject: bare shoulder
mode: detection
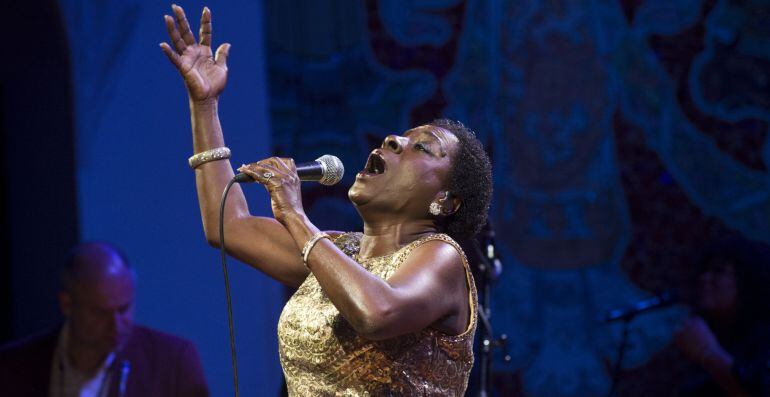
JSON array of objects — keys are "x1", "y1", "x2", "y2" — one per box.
[
  {"x1": 393, "y1": 237, "x2": 467, "y2": 285},
  {"x1": 388, "y1": 237, "x2": 471, "y2": 334}
]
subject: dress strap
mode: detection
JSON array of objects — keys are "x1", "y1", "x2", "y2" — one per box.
[{"x1": 397, "y1": 234, "x2": 478, "y2": 337}]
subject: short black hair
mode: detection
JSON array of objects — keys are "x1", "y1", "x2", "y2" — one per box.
[
  {"x1": 430, "y1": 119, "x2": 493, "y2": 241},
  {"x1": 697, "y1": 237, "x2": 770, "y2": 326}
]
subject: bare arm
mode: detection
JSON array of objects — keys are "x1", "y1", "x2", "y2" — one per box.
[
  {"x1": 305, "y1": 230, "x2": 471, "y2": 340},
  {"x1": 675, "y1": 317, "x2": 750, "y2": 397},
  {"x1": 160, "y1": 5, "x2": 308, "y2": 287},
  {"x1": 701, "y1": 347, "x2": 750, "y2": 397},
  {"x1": 239, "y1": 158, "x2": 471, "y2": 340}
]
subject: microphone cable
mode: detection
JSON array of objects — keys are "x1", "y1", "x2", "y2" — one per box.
[
  {"x1": 216, "y1": 160, "x2": 341, "y2": 396},
  {"x1": 219, "y1": 176, "x2": 241, "y2": 397}
]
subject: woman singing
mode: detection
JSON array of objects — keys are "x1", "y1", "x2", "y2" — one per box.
[{"x1": 160, "y1": 5, "x2": 492, "y2": 395}]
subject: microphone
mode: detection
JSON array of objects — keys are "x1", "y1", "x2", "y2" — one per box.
[
  {"x1": 118, "y1": 360, "x2": 131, "y2": 397},
  {"x1": 602, "y1": 290, "x2": 679, "y2": 323},
  {"x1": 234, "y1": 154, "x2": 344, "y2": 186}
]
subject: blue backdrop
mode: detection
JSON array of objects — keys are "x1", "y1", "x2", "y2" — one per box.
[{"x1": 60, "y1": 1, "x2": 283, "y2": 395}]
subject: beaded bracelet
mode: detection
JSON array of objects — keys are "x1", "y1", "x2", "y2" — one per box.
[{"x1": 188, "y1": 147, "x2": 231, "y2": 169}]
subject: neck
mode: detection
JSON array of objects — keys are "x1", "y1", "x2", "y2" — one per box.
[
  {"x1": 359, "y1": 219, "x2": 438, "y2": 259},
  {"x1": 65, "y1": 336, "x2": 109, "y2": 375}
]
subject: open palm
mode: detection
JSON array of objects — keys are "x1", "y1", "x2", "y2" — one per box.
[{"x1": 160, "y1": 5, "x2": 230, "y2": 102}]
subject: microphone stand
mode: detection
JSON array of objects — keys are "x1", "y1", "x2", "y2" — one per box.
[
  {"x1": 603, "y1": 290, "x2": 678, "y2": 397},
  {"x1": 606, "y1": 317, "x2": 631, "y2": 397},
  {"x1": 475, "y1": 224, "x2": 510, "y2": 397}
]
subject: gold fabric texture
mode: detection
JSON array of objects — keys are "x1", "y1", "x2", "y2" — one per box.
[{"x1": 277, "y1": 233, "x2": 478, "y2": 396}]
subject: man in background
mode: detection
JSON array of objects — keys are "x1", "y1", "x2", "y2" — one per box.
[{"x1": 0, "y1": 242, "x2": 209, "y2": 397}]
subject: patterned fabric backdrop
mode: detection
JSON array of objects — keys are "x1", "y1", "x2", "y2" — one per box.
[{"x1": 265, "y1": 0, "x2": 770, "y2": 395}]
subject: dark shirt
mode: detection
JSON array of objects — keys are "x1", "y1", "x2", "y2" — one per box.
[{"x1": 0, "y1": 325, "x2": 209, "y2": 397}]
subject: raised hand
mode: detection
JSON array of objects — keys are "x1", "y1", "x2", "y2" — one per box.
[{"x1": 160, "y1": 5, "x2": 230, "y2": 102}]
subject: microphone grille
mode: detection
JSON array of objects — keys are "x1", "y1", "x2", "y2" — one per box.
[{"x1": 316, "y1": 155, "x2": 344, "y2": 186}]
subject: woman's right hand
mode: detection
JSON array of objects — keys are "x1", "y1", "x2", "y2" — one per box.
[{"x1": 160, "y1": 5, "x2": 230, "y2": 102}]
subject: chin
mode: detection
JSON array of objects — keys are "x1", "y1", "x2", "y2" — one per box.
[{"x1": 348, "y1": 183, "x2": 371, "y2": 206}]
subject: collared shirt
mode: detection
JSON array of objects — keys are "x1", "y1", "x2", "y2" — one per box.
[{"x1": 49, "y1": 323, "x2": 115, "y2": 397}]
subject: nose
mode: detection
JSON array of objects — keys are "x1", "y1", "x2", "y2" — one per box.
[
  {"x1": 111, "y1": 311, "x2": 130, "y2": 331},
  {"x1": 382, "y1": 135, "x2": 403, "y2": 153}
]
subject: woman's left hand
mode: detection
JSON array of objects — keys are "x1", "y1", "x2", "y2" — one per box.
[
  {"x1": 674, "y1": 316, "x2": 722, "y2": 366},
  {"x1": 238, "y1": 157, "x2": 305, "y2": 224}
]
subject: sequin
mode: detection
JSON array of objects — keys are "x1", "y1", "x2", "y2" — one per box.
[{"x1": 277, "y1": 233, "x2": 478, "y2": 396}]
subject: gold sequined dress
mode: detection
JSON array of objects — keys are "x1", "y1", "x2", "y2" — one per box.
[{"x1": 277, "y1": 232, "x2": 477, "y2": 396}]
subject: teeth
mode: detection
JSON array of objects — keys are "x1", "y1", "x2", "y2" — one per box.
[
  {"x1": 372, "y1": 155, "x2": 384, "y2": 174},
  {"x1": 363, "y1": 153, "x2": 384, "y2": 174}
]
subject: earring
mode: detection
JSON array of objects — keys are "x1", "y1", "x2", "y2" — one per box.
[{"x1": 429, "y1": 192, "x2": 450, "y2": 216}]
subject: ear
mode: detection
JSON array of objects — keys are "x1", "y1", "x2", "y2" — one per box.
[
  {"x1": 433, "y1": 191, "x2": 461, "y2": 216},
  {"x1": 444, "y1": 192, "x2": 461, "y2": 216},
  {"x1": 58, "y1": 290, "x2": 73, "y2": 317},
  {"x1": 447, "y1": 194, "x2": 461, "y2": 215}
]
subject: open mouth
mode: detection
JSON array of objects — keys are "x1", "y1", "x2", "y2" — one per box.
[{"x1": 361, "y1": 151, "x2": 386, "y2": 176}]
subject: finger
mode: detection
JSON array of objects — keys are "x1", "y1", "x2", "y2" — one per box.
[
  {"x1": 215, "y1": 43, "x2": 231, "y2": 69},
  {"x1": 239, "y1": 162, "x2": 282, "y2": 178},
  {"x1": 237, "y1": 164, "x2": 263, "y2": 180},
  {"x1": 199, "y1": 7, "x2": 212, "y2": 47},
  {"x1": 172, "y1": 4, "x2": 197, "y2": 46},
  {"x1": 260, "y1": 157, "x2": 296, "y2": 178},
  {"x1": 164, "y1": 14, "x2": 187, "y2": 53},
  {"x1": 273, "y1": 157, "x2": 296, "y2": 174},
  {"x1": 257, "y1": 159, "x2": 293, "y2": 177},
  {"x1": 237, "y1": 162, "x2": 263, "y2": 175},
  {"x1": 238, "y1": 166, "x2": 263, "y2": 182},
  {"x1": 159, "y1": 42, "x2": 182, "y2": 68},
  {"x1": 243, "y1": 163, "x2": 283, "y2": 186}
]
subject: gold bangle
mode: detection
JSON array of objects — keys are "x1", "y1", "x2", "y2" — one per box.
[
  {"x1": 301, "y1": 232, "x2": 330, "y2": 268},
  {"x1": 188, "y1": 147, "x2": 231, "y2": 169}
]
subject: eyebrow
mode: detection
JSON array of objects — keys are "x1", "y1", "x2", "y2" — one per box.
[{"x1": 404, "y1": 129, "x2": 447, "y2": 156}]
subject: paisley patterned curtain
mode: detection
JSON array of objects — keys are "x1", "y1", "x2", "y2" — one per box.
[{"x1": 265, "y1": 0, "x2": 770, "y2": 395}]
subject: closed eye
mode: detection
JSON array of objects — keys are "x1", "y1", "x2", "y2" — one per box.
[{"x1": 414, "y1": 142, "x2": 432, "y2": 154}]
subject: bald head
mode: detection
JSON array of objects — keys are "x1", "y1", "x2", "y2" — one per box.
[
  {"x1": 59, "y1": 242, "x2": 136, "y2": 355},
  {"x1": 61, "y1": 242, "x2": 135, "y2": 294}
]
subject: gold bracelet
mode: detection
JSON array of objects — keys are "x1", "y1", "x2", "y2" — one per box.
[
  {"x1": 301, "y1": 232, "x2": 330, "y2": 268},
  {"x1": 188, "y1": 147, "x2": 231, "y2": 169}
]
